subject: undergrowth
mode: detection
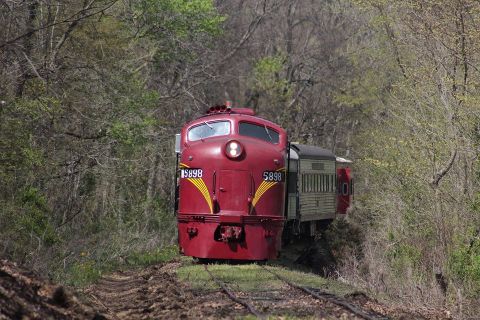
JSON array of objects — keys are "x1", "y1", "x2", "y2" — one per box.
[
  {"x1": 64, "y1": 245, "x2": 179, "y2": 287},
  {"x1": 177, "y1": 262, "x2": 354, "y2": 296}
]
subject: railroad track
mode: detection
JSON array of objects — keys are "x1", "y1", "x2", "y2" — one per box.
[
  {"x1": 203, "y1": 264, "x2": 267, "y2": 319},
  {"x1": 260, "y1": 265, "x2": 389, "y2": 320},
  {"x1": 204, "y1": 263, "x2": 389, "y2": 319}
]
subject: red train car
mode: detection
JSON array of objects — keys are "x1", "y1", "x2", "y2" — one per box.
[
  {"x1": 336, "y1": 158, "x2": 353, "y2": 215},
  {"x1": 175, "y1": 106, "x2": 287, "y2": 260},
  {"x1": 175, "y1": 105, "x2": 353, "y2": 261}
]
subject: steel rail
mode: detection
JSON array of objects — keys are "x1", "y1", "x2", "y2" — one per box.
[
  {"x1": 203, "y1": 265, "x2": 265, "y2": 319},
  {"x1": 260, "y1": 265, "x2": 389, "y2": 320}
]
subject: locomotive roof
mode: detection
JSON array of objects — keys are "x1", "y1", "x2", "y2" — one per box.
[{"x1": 291, "y1": 143, "x2": 336, "y2": 160}]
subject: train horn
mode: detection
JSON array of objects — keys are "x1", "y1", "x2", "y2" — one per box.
[{"x1": 206, "y1": 104, "x2": 233, "y2": 114}]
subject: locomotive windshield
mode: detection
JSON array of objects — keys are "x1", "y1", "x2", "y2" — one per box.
[
  {"x1": 188, "y1": 121, "x2": 230, "y2": 141},
  {"x1": 239, "y1": 122, "x2": 279, "y2": 144}
]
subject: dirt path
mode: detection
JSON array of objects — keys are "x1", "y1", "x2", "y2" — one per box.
[{"x1": 84, "y1": 262, "x2": 248, "y2": 319}]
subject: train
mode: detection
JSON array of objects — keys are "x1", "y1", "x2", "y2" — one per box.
[{"x1": 174, "y1": 105, "x2": 353, "y2": 261}]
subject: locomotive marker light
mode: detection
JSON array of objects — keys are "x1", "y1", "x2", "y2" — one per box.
[{"x1": 225, "y1": 140, "x2": 243, "y2": 159}]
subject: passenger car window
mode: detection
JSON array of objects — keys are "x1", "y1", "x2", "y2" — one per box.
[
  {"x1": 188, "y1": 121, "x2": 230, "y2": 141},
  {"x1": 239, "y1": 122, "x2": 279, "y2": 143}
]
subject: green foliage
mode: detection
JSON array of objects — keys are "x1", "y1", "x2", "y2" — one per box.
[
  {"x1": 0, "y1": 98, "x2": 53, "y2": 176},
  {"x1": 109, "y1": 121, "x2": 148, "y2": 147},
  {"x1": 334, "y1": 26, "x2": 399, "y2": 111},
  {"x1": 137, "y1": 0, "x2": 225, "y2": 38},
  {"x1": 449, "y1": 234, "x2": 480, "y2": 295},
  {"x1": 22, "y1": 145, "x2": 44, "y2": 167},
  {"x1": 107, "y1": 81, "x2": 160, "y2": 152},
  {"x1": 0, "y1": 187, "x2": 58, "y2": 256},
  {"x1": 21, "y1": 187, "x2": 48, "y2": 211},
  {"x1": 252, "y1": 54, "x2": 292, "y2": 100},
  {"x1": 67, "y1": 260, "x2": 103, "y2": 287},
  {"x1": 63, "y1": 245, "x2": 178, "y2": 287},
  {"x1": 7, "y1": 97, "x2": 60, "y2": 122},
  {"x1": 17, "y1": 187, "x2": 59, "y2": 246},
  {"x1": 82, "y1": 16, "x2": 131, "y2": 59},
  {"x1": 387, "y1": 243, "x2": 422, "y2": 274},
  {"x1": 134, "y1": 0, "x2": 225, "y2": 65},
  {"x1": 119, "y1": 83, "x2": 160, "y2": 112},
  {"x1": 254, "y1": 55, "x2": 284, "y2": 79},
  {"x1": 126, "y1": 245, "x2": 178, "y2": 267},
  {"x1": 471, "y1": 192, "x2": 480, "y2": 214}
]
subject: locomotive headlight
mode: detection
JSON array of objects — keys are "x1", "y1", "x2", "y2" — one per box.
[{"x1": 225, "y1": 140, "x2": 243, "y2": 159}]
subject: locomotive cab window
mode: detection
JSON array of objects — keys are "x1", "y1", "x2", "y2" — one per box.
[
  {"x1": 188, "y1": 121, "x2": 230, "y2": 141},
  {"x1": 239, "y1": 122, "x2": 279, "y2": 144}
]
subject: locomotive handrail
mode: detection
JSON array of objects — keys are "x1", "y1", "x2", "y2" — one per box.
[{"x1": 284, "y1": 141, "x2": 291, "y2": 219}]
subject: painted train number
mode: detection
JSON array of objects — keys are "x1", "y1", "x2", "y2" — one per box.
[
  {"x1": 263, "y1": 171, "x2": 284, "y2": 182},
  {"x1": 181, "y1": 168, "x2": 203, "y2": 179}
]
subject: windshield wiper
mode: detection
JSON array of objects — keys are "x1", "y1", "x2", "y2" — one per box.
[
  {"x1": 204, "y1": 121, "x2": 213, "y2": 129},
  {"x1": 200, "y1": 121, "x2": 214, "y2": 141},
  {"x1": 264, "y1": 124, "x2": 273, "y2": 141}
]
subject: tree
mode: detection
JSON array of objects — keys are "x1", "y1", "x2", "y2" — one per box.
[{"x1": 339, "y1": 0, "x2": 480, "y2": 315}]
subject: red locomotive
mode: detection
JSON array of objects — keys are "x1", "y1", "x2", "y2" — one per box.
[{"x1": 174, "y1": 105, "x2": 352, "y2": 261}]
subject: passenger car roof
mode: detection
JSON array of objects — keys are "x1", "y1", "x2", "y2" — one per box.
[{"x1": 291, "y1": 143, "x2": 336, "y2": 160}]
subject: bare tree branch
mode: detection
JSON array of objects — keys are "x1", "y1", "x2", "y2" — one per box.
[
  {"x1": 50, "y1": 0, "x2": 97, "y2": 64},
  {"x1": 430, "y1": 149, "x2": 457, "y2": 188},
  {"x1": 0, "y1": 0, "x2": 118, "y2": 49}
]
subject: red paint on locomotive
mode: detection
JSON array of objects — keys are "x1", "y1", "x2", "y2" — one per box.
[
  {"x1": 336, "y1": 167, "x2": 352, "y2": 214},
  {"x1": 176, "y1": 108, "x2": 287, "y2": 260}
]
